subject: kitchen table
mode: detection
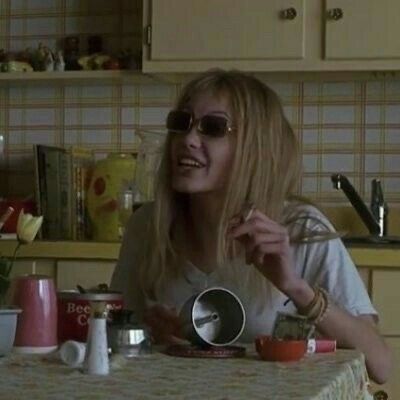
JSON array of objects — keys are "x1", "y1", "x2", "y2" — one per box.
[{"x1": 0, "y1": 345, "x2": 372, "y2": 400}]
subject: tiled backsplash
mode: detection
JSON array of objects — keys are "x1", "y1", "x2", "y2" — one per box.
[
  {"x1": 0, "y1": 1, "x2": 400, "y2": 207},
  {"x1": 2, "y1": 79, "x2": 400, "y2": 206}
]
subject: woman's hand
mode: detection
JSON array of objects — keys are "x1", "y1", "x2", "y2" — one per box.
[
  {"x1": 228, "y1": 209, "x2": 300, "y2": 294},
  {"x1": 143, "y1": 304, "x2": 186, "y2": 345},
  {"x1": 229, "y1": 209, "x2": 393, "y2": 383}
]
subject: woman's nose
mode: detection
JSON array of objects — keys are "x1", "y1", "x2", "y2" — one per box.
[{"x1": 183, "y1": 125, "x2": 202, "y2": 148}]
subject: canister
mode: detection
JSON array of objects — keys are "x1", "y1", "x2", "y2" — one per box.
[
  {"x1": 57, "y1": 290, "x2": 123, "y2": 343},
  {"x1": 13, "y1": 274, "x2": 57, "y2": 354}
]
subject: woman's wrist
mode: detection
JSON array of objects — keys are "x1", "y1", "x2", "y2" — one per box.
[{"x1": 283, "y1": 279, "x2": 315, "y2": 310}]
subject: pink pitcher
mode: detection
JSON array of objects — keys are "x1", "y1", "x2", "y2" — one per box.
[{"x1": 12, "y1": 274, "x2": 58, "y2": 354}]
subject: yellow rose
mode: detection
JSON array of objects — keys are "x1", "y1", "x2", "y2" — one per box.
[{"x1": 16, "y1": 210, "x2": 43, "y2": 244}]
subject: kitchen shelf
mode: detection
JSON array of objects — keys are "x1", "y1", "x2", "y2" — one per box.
[
  {"x1": 1, "y1": 239, "x2": 400, "y2": 267},
  {"x1": 0, "y1": 70, "x2": 157, "y2": 85},
  {"x1": 0, "y1": 240, "x2": 120, "y2": 261}
]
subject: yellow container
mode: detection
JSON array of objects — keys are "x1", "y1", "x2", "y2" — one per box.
[{"x1": 87, "y1": 153, "x2": 136, "y2": 241}]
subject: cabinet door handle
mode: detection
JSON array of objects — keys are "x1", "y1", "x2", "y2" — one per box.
[
  {"x1": 373, "y1": 390, "x2": 388, "y2": 400},
  {"x1": 280, "y1": 7, "x2": 297, "y2": 20},
  {"x1": 327, "y1": 8, "x2": 344, "y2": 21}
]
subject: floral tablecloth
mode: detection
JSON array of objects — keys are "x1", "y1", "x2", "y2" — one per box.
[{"x1": 0, "y1": 346, "x2": 371, "y2": 400}]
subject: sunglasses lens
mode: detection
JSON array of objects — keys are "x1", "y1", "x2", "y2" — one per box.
[
  {"x1": 200, "y1": 115, "x2": 229, "y2": 137},
  {"x1": 166, "y1": 111, "x2": 191, "y2": 132}
]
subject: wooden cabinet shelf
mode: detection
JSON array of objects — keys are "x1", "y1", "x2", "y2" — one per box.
[{"x1": 0, "y1": 70, "x2": 157, "y2": 85}]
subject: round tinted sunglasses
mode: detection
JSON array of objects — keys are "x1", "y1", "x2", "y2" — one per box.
[{"x1": 166, "y1": 110, "x2": 234, "y2": 138}]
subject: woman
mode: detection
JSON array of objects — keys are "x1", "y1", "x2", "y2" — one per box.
[{"x1": 111, "y1": 69, "x2": 392, "y2": 383}]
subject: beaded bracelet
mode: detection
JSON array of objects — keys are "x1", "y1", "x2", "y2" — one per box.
[
  {"x1": 299, "y1": 287, "x2": 319, "y2": 317},
  {"x1": 298, "y1": 286, "x2": 330, "y2": 324},
  {"x1": 313, "y1": 287, "x2": 330, "y2": 325}
]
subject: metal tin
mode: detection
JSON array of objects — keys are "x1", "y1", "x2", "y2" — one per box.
[{"x1": 57, "y1": 290, "x2": 123, "y2": 343}]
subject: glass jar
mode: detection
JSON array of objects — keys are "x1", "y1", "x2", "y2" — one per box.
[{"x1": 134, "y1": 131, "x2": 165, "y2": 203}]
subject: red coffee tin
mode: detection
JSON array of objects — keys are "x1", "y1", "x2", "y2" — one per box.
[{"x1": 57, "y1": 290, "x2": 123, "y2": 343}]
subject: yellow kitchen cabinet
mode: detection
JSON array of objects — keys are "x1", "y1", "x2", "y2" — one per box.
[
  {"x1": 384, "y1": 338, "x2": 400, "y2": 400},
  {"x1": 372, "y1": 270, "x2": 400, "y2": 336},
  {"x1": 357, "y1": 267, "x2": 371, "y2": 294},
  {"x1": 368, "y1": 269, "x2": 400, "y2": 399},
  {"x1": 325, "y1": 0, "x2": 400, "y2": 60},
  {"x1": 145, "y1": 0, "x2": 305, "y2": 63},
  {"x1": 143, "y1": 0, "x2": 308, "y2": 73},
  {"x1": 143, "y1": 0, "x2": 400, "y2": 74},
  {"x1": 368, "y1": 338, "x2": 400, "y2": 400}
]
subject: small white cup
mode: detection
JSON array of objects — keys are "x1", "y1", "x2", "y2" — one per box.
[{"x1": 59, "y1": 340, "x2": 86, "y2": 368}]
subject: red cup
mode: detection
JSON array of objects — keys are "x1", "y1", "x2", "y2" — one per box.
[
  {"x1": 255, "y1": 335, "x2": 307, "y2": 362},
  {"x1": 12, "y1": 274, "x2": 58, "y2": 354}
]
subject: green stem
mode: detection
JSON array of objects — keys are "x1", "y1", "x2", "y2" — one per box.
[{"x1": 6, "y1": 242, "x2": 21, "y2": 277}]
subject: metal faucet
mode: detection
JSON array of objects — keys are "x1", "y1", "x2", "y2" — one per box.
[{"x1": 331, "y1": 174, "x2": 388, "y2": 237}]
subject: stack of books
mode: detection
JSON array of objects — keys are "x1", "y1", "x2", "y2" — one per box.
[{"x1": 34, "y1": 145, "x2": 94, "y2": 240}]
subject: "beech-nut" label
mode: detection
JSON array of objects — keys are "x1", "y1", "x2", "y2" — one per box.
[{"x1": 57, "y1": 296, "x2": 123, "y2": 343}]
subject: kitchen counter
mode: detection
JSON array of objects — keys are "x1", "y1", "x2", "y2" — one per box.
[
  {"x1": 0, "y1": 240, "x2": 120, "y2": 261},
  {"x1": 1, "y1": 239, "x2": 400, "y2": 268}
]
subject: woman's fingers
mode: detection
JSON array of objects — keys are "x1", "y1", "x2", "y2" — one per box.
[
  {"x1": 144, "y1": 304, "x2": 183, "y2": 344},
  {"x1": 247, "y1": 231, "x2": 287, "y2": 250},
  {"x1": 227, "y1": 209, "x2": 291, "y2": 267},
  {"x1": 228, "y1": 208, "x2": 297, "y2": 292},
  {"x1": 161, "y1": 334, "x2": 189, "y2": 346},
  {"x1": 150, "y1": 304, "x2": 179, "y2": 321},
  {"x1": 246, "y1": 242, "x2": 289, "y2": 265},
  {"x1": 244, "y1": 234, "x2": 289, "y2": 265},
  {"x1": 229, "y1": 210, "x2": 287, "y2": 239}
]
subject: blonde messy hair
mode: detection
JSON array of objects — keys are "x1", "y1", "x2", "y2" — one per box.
[{"x1": 140, "y1": 69, "x2": 302, "y2": 299}]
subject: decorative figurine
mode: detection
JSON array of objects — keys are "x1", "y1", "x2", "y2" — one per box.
[
  {"x1": 54, "y1": 50, "x2": 65, "y2": 71},
  {"x1": 44, "y1": 50, "x2": 54, "y2": 72}
]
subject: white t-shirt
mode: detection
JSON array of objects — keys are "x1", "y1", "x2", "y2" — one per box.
[{"x1": 111, "y1": 202, "x2": 377, "y2": 342}]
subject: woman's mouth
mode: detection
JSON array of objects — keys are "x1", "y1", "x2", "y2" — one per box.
[{"x1": 177, "y1": 157, "x2": 206, "y2": 169}]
